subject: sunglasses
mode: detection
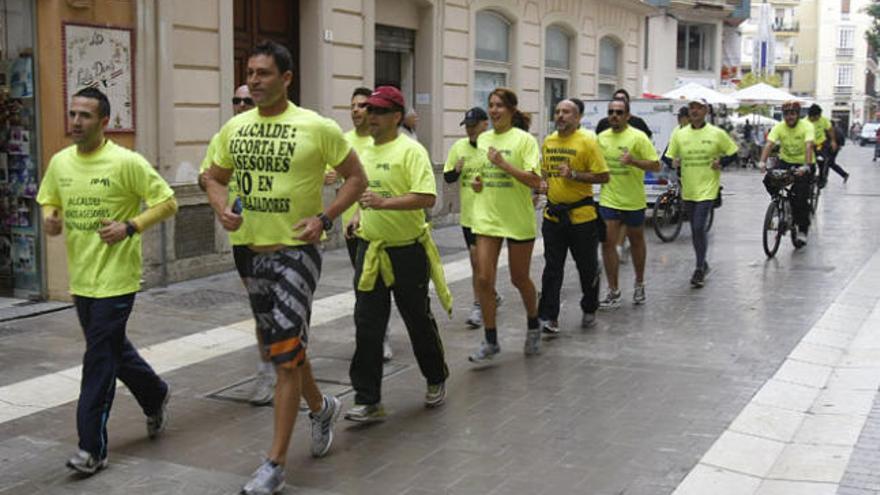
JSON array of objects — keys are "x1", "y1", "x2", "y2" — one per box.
[
  {"x1": 232, "y1": 97, "x2": 254, "y2": 106},
  {"x1": 607, "y1": 109, "x2": 626, "y2": 116}
]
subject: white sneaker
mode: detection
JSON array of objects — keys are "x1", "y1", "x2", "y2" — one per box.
[{"x1": 466, "y1": 302, "x2": 482, "y2": 328}]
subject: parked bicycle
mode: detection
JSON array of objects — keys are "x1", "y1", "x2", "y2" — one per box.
[
  {"x1": 762, "y1": 168, "x2": 798, "y2": 258},
  {"x1": 652, "y1": 171, "x2": 714, "y2": 242}
]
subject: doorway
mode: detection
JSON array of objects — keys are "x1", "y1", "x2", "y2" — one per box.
[
  {"x1": 375, "y1": 25, "x2": 415, "y2": 109},
  {"x1": 234, "y1": 0, "x2": 300, "y2": 102}
]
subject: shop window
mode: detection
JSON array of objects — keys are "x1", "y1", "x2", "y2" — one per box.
[
  {"x1": 544, "y1": 25, "x2": 572, "y2": 135},
  {"x1": 598, "y1": 37, "x2": 621, "y2": 99},
  {"x1": 0, "y1": 0, "x2": 40, "y2": 297}
]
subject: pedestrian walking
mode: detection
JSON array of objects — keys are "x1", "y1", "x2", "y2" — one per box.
[
  {"x1": 467, "y1": 88, "x2": 544, "y2": 362},
  {"x1": 537, "y1": 98, "x2": 609, "y2": 335},
  {"x1": 343, "y1": 86, "x2": 452, "y2": 422},
  {"x1": 597, "y1": 99, "x2": 660, "y2": 308},
  {"x1": 37, "y1": 87, "x2": 177, "y2": 475},
  {"x1": 665, "y1": 98, "x2": 738, "y2": 288},
  {"x1": 203, "y1": 40, "x2": 367, "y2": 495},
  {"x1": 805, "y1": 104, "x2": 845, "y2": 186}
]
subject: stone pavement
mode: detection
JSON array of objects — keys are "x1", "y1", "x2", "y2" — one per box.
[{"x1": 1, "y1": 144, "x2": 879, "y2": 494}]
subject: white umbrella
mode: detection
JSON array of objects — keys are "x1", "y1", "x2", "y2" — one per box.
[
  {"x1": 731, "y1": 83, "x2": 805, "y2": 104},
  {"x1": 731, "y1": 113, "x2": 778, "y2": 126},
  {"x1": 662, "y1": 82, "x2": 739, "y2": 106}
]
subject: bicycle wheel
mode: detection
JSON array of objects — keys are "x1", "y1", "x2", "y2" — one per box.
[
  {"x1": 653, "y1": 192, "x2": 683, "y2": 242},
  {"x1": 706, "y1": 205, "x2": 715, "y2": 233},
  {"x1": 763, "y1": 200, "x2": 783, "y2": 258}
]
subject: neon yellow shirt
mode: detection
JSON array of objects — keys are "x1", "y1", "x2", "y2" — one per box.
[
  {"x1": 443, "y1": 137, "x2": 484, "y2": 228},
  {"x1": 356, "y1": 134, "x2": 436, "y2": 243},
  {"x1": 200, "y1": 132, "x2": 249, "y2": 245},
  {"x1": 36, "y1": 140, "x2": 175, "y2": 298},
  {"x1": 542, "y1": 130, "x2": 608, "y2": 224},
  {"x1": 666, "y1": 123, "x2": 738, "y2": 202},
  {"x1": 214, "y1": 102, "x2": 351, "y2": 246},
  {"x1": 806, "y1": 116, "x2": 831, "y2": 150},
  {"x1": 342, "y1": 130, "x2": 372, "y2": 226},
  {"x1": 597, "y1": 126, "x2": 659, "y2": 211},
  {"x1": 578, "y1": 128, "x2": 597, "y2": 140},
  {"x1": 768, "y1": 119, "x2": 814, "y2": 164}
]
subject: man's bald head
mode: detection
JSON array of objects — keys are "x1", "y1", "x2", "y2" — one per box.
[
  {"x1": 554, "y1": 99, "x2": 580, "y2": 136},
  {"x1": 233, "y1": 85, "x2": 254, "y2": 114}
]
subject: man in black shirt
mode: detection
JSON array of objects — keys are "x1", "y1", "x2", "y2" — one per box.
[{"x1": 594, "y1": 88, "x2": 653, "y2": 138}]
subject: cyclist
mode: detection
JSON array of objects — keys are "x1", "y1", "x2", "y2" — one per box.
[
  {"x1": 759, "y1": 100, "x2": 814, "y2": 248},
  {"x1": 665, "y1": 98, "x2": 737, "y2": 288}
]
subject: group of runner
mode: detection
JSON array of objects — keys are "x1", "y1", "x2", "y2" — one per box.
[{"x1": 35, "y1": 39, "x2": 844, "y2": 495}]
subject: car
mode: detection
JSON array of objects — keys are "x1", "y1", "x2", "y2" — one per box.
[{"x1": 859, "y1": 122, "x2": 880, "y2": 146}]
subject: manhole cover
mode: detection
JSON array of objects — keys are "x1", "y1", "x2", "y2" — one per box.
[{"x1": 205, "y1": 356, "x2": 409, "y2": 408}]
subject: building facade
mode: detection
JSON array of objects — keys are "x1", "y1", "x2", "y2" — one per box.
[{"x1": 739, "y1": 0, "x2": 800, "y2": 89}]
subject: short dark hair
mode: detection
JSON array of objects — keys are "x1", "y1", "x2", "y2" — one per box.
[
  {"x1": 352, "y1": 87, "x2": 372, "y2": 99},
  {"x1": 609, "y1": 98, "x2": 630, "y2": 113},
  {"x1": 677, "y1": 106, "x2": 690, "y2": 119},
  {"x1": 73, "y1": 87, "x2": 111, "y2": 118},
  {"x1": 250, "y1": 40, "x2": 293, "y2": 75},
  {"x1": 808, "y1": 104, "x2": 822, "y2": 117},
  {"x1": 613, "y1": 88, "x2": 631, "y2": 103},
  {"x1": 566, "y1": 97, "x2": 585, "y2": 116}
]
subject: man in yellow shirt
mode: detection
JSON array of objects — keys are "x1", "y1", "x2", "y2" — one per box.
[
  {"x1": 37, "y1": 87, "x2": 178, "y2": 475},
  {"x1": 807, "y1": 104, "x2": 847, "y2": 186},
  {"x1": 538, "y1": 99, "x2": 609, "y2": 334},
  {"x1": 665, "y1": 98, "x2": 738, "y2": 287},
  {"x1": 597, "y1": 99, "x2": 660, "y2": 309},
  {"x1": 760, "y1": 100, "x2": 814, "y2": 248},
  {"x1": 204, "y1": 41, "x2": 367, "y2": 495},
  {"x1": 344, "y1": 86, "x2": 450, "y2": 422}
]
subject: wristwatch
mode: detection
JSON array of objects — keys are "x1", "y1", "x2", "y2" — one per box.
[
  {"x1": 318, "y1": 213, "x2": 333, "y2": 232},
  {"x1": 125, "y1": 221, "x2": 138, "y2": 237}
]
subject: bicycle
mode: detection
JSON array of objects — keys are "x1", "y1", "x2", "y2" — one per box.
[
  {"x1": 808, "y1": 157, "x2": 822, "y2": 215},
  {"x1": 762, "y1": 168, "x2": 798, "y2": 258},
  {"x1": 652, "y1": 171, "x2": 714, "y2": 242}
]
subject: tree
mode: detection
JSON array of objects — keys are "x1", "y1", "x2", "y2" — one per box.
[{"x1": 866, "y1": 2, "x2": 880, "y2": 53}]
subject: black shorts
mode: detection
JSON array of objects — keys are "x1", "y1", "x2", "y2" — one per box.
[
  {"x1": 232, "y1": 245, "x2": 253, "y2": 279},
  {"x1": 462, "y1": 226, "x2": 477, "y2": 247},
  {"x1": 244, "y1": 245, "x2": 322, "y2": 368}
]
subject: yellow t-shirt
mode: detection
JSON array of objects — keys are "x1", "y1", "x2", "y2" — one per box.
[
  {"x1": 578, "y1": 128, "x2": 597, "y2": 140},
  {"x1": 597, "y1": 126, "x2": 659, "y2": 211},
  {"x1": 213, "y1": 102, "x2": 351, "y2": 246},
  {"x1": 767, "y1": 119, "x2": 814, "y2": 164},
  {"x1": 442, "y1": 137, "x2": 485, "y2": 228},
  {"x1": 666, "y1": 123, "x2": 738, "y2": 202},
  {"x1": 542, "y1": 130, "x2": 608, "y2": 224},
  {"x1": 357, "y1": 134, "x2": 436, "y2": 243},
  {"x1": 471, "y1": 127, "x2": 541, "y2": 240},
  {"x1": 36, "y1": 140, "x2": 175, "y2": 298},
  {"x1": 200, "y1": 132, "x2": 249, "y2": 245},
  {"x1": 807, "y1": 116, "x2": 831, "y2": 150},
  {"x1": 342, "y1": 130, "x2": 372, "y2": 226}
]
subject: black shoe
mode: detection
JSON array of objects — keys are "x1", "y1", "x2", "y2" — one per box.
[
  {"x1": 690, "y1": 268, "x2": 705, "y2": 288},
  {"x1": 844, "y1": 174, "x2": 849, "y2": 184}
]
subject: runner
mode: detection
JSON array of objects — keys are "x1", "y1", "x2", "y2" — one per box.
[
  {"x1": 467, "y1": 87, "x2": 544, "y2": 362},
  {"x1": 597, "y1": 99, "x2": 660, "y2": 308},
  {"x1": 806, "y1": 104, "x2": 846, "y2": 185},
  {"x1": 197, "y1": 85, "x2": 276, "y2": 406},
  {"x1": 665, "y1": 98, "x2": 738, "y2": 288},
  {"x1": 537, "y1": 99, "x2": 609, "y2": 335},
  {"x1": 760, "y1": 100, "x2": 814, "y2": 248},
  {"x1": 203, "y1": 41, "x2": 367, "y2": 495},
  {"x1": 37, "y1": 87, "x2": 177, "y2": 475},
  {"x1": 443, "y1": 107, "x2": 502, "y2": 329},
  {"x1": 594, "y1": 88, "x2": 653, "y2": 138},
  {"x1": 344, "y1": 86, "x2": 451, "y2": 422}
]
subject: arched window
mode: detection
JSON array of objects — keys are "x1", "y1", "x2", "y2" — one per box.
[
  {"x1": 545, "y1": 25, "x2": 573, "y2": 135},
  {"x1": 598, "y1": 36, "x2": 621, "y2": 99},
  {"x1": 474, "y1": 10, "x2": 512, "y2": 106}
]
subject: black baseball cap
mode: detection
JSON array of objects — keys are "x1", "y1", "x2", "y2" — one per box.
[{"x1": 460, "y1": 107, "x2": 488, "y2": 125}]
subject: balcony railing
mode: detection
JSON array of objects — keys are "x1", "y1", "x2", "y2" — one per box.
[
  {"x1": 772, "y1": 21, "x2": 799, "y2": 33},
  {"x1": 837, "y1": 47, "x2": 855, "y2": 58},
  {"x1": 834, "y1": 86, "x2": 854, "y2": 95}
]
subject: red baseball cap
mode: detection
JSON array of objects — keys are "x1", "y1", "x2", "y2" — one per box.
[{"x1": 366, "y1": 86, "x2": 405, "y2": 110}]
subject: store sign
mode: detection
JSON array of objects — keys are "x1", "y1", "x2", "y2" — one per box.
[{"x1": 63, "y1": 22, "x2": 135, "y2": 132}]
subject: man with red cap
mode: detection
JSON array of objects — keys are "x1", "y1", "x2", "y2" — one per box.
[{"x1": 345, "y1": 86, "x2": 452, "y2": 422}]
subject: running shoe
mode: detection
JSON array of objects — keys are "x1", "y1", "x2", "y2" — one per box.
[
  {"x1": 690, "y1": 268, "x2": 705, "y2": 288},
  {"x1": 581, "y1": 312, "x2": 597, "y2": 329},
  {"x1": 468, "y1": 341, "x2": 501, "y2": 364},
  {"x1": 794, "y1": 231, "x2": 808, "y2": 249},
  {"x1": 250, "y1": 368, "x2": 275, "y2": 406},
  {"x1": 241, "y1": 460, "x2": 285, "y2": 495},
  {"x1": 425, "y1": 382, "x2": 446, "y2": 408},
  {"x1": 466, "y1": 302, "x2": 482, "y2": 328},
  {"x1": 344, "y1": 403, "x2": 387, "y2": 423},
  {"x1": 524, "y1": 328, "x2": 541, "y2": 356},
  {"x1": 66, "y1": 450, "x2": 107, "y2": 475},
  {"x1": 309, "y1": 395, "x2": 341, "y2": 458},
  {"x1": 633, "y1": 284, "x2": 646, "y2": 305},
  {"x1": 147, "y1": 384, "x2": 170, "y2": 439},
  {"x1": 540, "y1": 319, "x2": 560, "y2": 337},
  {"x1": 599, "y1": 290, "x2": 622, "y2": 310}
]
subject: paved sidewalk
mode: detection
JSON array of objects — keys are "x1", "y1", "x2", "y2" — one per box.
[{"x1": 1, "y1": 145, "x2": 879, "y2": 494}]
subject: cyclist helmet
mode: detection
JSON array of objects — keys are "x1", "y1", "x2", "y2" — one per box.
[{"x1": 781, "y1": 100, "x2": 801, "y2": 113}]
